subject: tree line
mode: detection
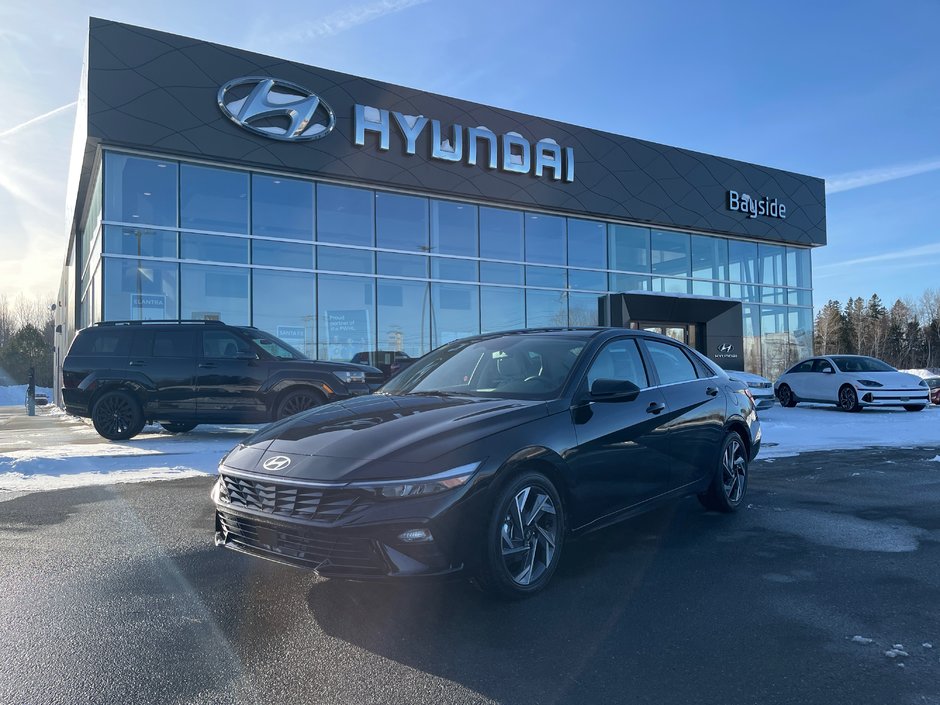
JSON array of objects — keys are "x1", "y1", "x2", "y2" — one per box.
[
  {"x1": 814, "y1": 289, "x2": 940, "y2": 370},
  {"x1": 0, "y1": 294, "x2": 55, "y2": 388}
]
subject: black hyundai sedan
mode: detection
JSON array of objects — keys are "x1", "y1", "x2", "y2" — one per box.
[{"x1": 212, "y1": 328, "x2": 760, "y2": 598}]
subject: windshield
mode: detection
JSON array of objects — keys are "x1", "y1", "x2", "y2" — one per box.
[
  {"x1": 239, "y1": 328, "x2": 308, "y2": 360},
  {"x1": 380, "y1": 334, "x2": 586, "y2": 400},
  {"x1": 831, "y1": 356, "x2": 896, "y2": 373}
]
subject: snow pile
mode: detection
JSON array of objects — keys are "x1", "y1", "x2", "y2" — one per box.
[
  {"x1": 0, "y1": 385, "x2": 53, "y2": 407},
  {"x1": 758, "y1": 404, "x2": 940, "y2": 459},
  {"x1": 900, "y1": 368, "x2": 940, "y2": 379}
]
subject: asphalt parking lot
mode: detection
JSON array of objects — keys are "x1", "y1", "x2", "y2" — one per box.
[{"x1": 2, "y1": 446, "x2": 939, "y2": 705}]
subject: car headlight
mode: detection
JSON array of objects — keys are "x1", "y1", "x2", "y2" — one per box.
[
  {"x1": 333, "y1": 370, "x2": 366, "y2": 385},
  {"x1": 856, "y1": 379, "x2": 883, "y2": 387},
  {"x1": 350, "y1": 462, "x2": 481, "y2": 499},
  {"x1": 919, "y1": 380, "x2": 929, "y2": 388}
]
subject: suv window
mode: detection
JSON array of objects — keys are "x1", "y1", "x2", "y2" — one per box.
[
  {"x1": 645, "y1": 339, "x2": 697, "y2": 385},
  {"x1": 586, "y1": 339, "x2": 648, "y2": 389},
  {"x1": 203, "y1": 331, "x2": 254, "y2": 358},
  {"x1": 152, "y1": 331, "x2": 195, "y2": 358},
  {"x1": 70, "y1": 329, "x2": 131, "y2": 356}
]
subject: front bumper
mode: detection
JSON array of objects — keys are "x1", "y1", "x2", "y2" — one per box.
[{"x1": 857, "y1": 389, "x2": 929, "y2": 407}]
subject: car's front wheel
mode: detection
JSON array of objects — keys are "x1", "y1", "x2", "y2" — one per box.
[
  {"x1": 903, "y1": 404, "x2": 926, "y2": 412},
  {"x1": 473, "y1": 471, "x2": 565, "y2": 599},
  {"x1": 275, "y1": 388, "x2": 324, "y2": 420},
  {"x1": 91, "y1": 390, "x2": 145, "y2": 440},
  {"x1": 839, "y1": 385, "x2": 861, "y2": 412},
  {"x1": 698, "y1": 431, "x2": 748, "y2": 513},
  {"x1": 777, "y1": 384, "x2": 797, "y2": 408}
]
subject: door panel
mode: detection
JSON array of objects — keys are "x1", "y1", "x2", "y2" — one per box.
[
  {"x1": 195, "y1": 330, "x2": 270, "y2": 421},
  {"x1": 131, "y1": 330, "x2": 197, "y2": 418}
]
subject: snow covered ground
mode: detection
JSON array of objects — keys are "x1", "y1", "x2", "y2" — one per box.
[{"x1": 0, "y1": 385, "x2": 53, "y2": 407}]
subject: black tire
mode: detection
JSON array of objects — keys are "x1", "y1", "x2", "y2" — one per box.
[
  {"x1": 903, "y1": 405, "x2": 926, "y2": 412},
  {"x1": 473, "y1": 471, "x2": 565, "y2": 599},
  {"x1": 91, "y1": 390, "x2": 145, "y2": 441},
  {"x1": 777, "y1": 384, "x2": 797, "y2": 408},
  {"x1": 160, "y1": 422, "x2": 197, "y2": 433},
  {"x1": 838, "y1": 385, "x2": 861, "y2": 412},
  {"x1": 276, "y1": 387, "x2": 324, "y2": 420},
  {"x1": 698, "y1": 431, "x2": 749, "y2": 513}
]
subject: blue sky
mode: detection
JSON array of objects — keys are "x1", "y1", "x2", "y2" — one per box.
[{"x1": 1, "y1": 0, "x2": 938, "y2": 310}]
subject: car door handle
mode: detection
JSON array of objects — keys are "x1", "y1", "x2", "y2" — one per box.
[
  {"x1": 128, "y1": 360, "x2": 146, "y2": 367},
  {"x1": 198, "y1": 362, "x2": 216, "y2": 369},
  {"x1": 646, "y1": 401, "x2": 666, "y2": 415},
  {"x1": 705, "y1": 386, "x2": 719, "y2": 397}
]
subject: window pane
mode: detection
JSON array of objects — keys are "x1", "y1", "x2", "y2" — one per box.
[
  {"x1": 760, "y1": 305, "x2": 789, "y2": 380},
  {"x1": 526, "y1": 265, "x2": 566, "y2": 289},
  {"x1": 431, "y1": 258, "x2": 478, "y2": 282},
  {"x1": 103, "y1": 225, "x2": 176, "y2": 258},
  {"x1": 786, "y1": 247, "x2": 812, "y2": 288},
  {"x1": 430, "y1": 200, "x2": 478, "y2": 256},
  {"x1": 481, "y1": 287, "x2": 524, "y2": 333},
  {"x1": 652, "y1": 277, "x2": 690, "y2": 294},
  {"x1": 377, "y1": 252, "x2": 427, "y2": 278},
  {"x1": 104, "y1": 153, "x2": 177, "y2": 227},
  {"x1": 568, "y1": 269, "x2": 608, "y2": 292},
  {"x1": 152, "y1": 331, "x2": 195, "y2": 358},
  {"x1": 759, "y1": 244, "x2": 786, "y2": 286},
  {"x1": 527, "y1": 289, "x2": 567, "y2": 327},
  {"x1": 252, "y1": 270, "x2": 315, "y2": 358},
  {"x1": 252, "y1": 174, "x2": 314, "y2": 240},
  {"x1": 103, "y1": 258, "x2": 178, "y2": 320},
  {"x1": 252, "y1": 240, "x2": 314, "y2": 268},
  {"x1": 203, "y1": 330, "x2": 252, "y2": 358},
  {"x1": 525, "y1": 213, "x2": 565, "y2": 265},
  {"x1": 568, "y1": 292, "x2": 600, "y2": 326},
  {"x1": 180, "y1": 264, "x2": 249, "y2": 324},
  {"x1": 587, "y1": 339, "x2": 648, "y2": 388},
  {"x1": 480, "y1": 262, "x2": 523, "y2": 285},
  {"x1": 788, "y1": 308, "x2": 814, "y2": 363},
  {"x1": 567, "y1": 219, "x2": 606, "y2": 269},
  {"x1": 317, "y1": 184, "x2": 373, "y2": 246},
  {"x1": 180, "y1": 164, "x2": 248, "y2": 234},
  {"x1": 692, "y1": 280, "x2": 729, "y2": 297},
  {"x1": 377, "y1": 280, "x2": 429, "y2": 358},
  {"x1": 432, "y1": 283, "x2": 480, "y2": 347},
  {"x1": 729, "y1": 241, "x2": 758, "y2": 283},
  {"x1": 691, "y1": 235, "x2": 728, "y2": 281},
  {"x1": 651, "y1": 230, "x2": 690, "y2": 276},
  {"x1": 318, "y1": 275, "x2": 375, "y2": 361},
  {"x1": 180, "y1": 233, "x2": 248, "y2": 263},
  {"x1": 608, "y1": 224, "x2": 650, "y2": 272},
  {"x1": 609, "y1": 273, "x2": 650, "y2": 291},
  {"x1": 761, "y1": 287, "x2": 787, "y2": 304},
  {"x1": 645, "y1": 339, "x2": 697, "y2": 385},
  {"x1": 729, "y1": 283, "x2": 761, "y2": 302},
  {"x1": 743, "y1": 304, "x2": 761, "y2": 374},
  {"x1": 480, "y1": 207, "x2": 523, "y2": 260},
  {"x1": 317, "y1": 246, "x2": 373, "y2": 274},
  {"x1": 376, "y1": 192, "x2": 428, "y2": 252},
  {"x1": 788, "y1": 289, "x2": 812, "y2": 307}
]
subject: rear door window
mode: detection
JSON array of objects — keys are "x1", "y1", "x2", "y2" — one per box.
[
  {"x1": 644, "y1": 339, "x2": 698, "y2": 385},
  {"x1": 152, "y1": 331, "x2": 196, "y2": 358}
]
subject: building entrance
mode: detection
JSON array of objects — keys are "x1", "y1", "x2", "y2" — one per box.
[{"x1": 633, "y1": 322, "x2": 693, "y2": 347}]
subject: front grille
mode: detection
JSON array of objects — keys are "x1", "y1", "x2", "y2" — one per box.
[
  {"x1": 220, "y1": 473, "x2": 368, "y2": 522},
  {"x1": 217, "y1": 509, "x2": 386, "y2": 574}
]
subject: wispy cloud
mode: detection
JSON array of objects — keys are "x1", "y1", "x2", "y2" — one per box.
[
  {"x1": 826, "y1": 157, "x2": 940, "y2": 194},
  {"x1": 0, "y1": 101, "x2": 76, "y2": 140},
  {"x1": 815, "y1": 242, "x2": 940, "y2": 273},
  {"x1": 263, "y1": 0, "x2": 431, "y2": 44}
]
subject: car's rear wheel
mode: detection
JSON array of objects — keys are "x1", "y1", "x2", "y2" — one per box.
[
  {"x1": 777, "y1": 384, "x2": 797, "y2": 408},
  {"x1": 92, "y1": 390, "x2": 145, "y2": 441},
  {"x1": 698, "y1": 431, "x2": 748, "y2": 513},
  {"x1": 838, "y1": 385, "x2": 861, "y2": 412},
  {"x1": 276, "y1": 388, "x2": 324, "y2": 420},
  {"x1": 160, "y1": 422, "x2": 197, "y2": 433},
  {"x1": 473, "y1": 471, "x2": 565, "y2": 599},
  {"x1": 903, "y1": 404, "x2": 926, "y2": 412}
]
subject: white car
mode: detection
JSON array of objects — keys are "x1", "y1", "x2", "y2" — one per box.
[
  {"x1": 728, "y1": 371, "x2": 775, "y2": 410},
  {"x1": 774, "y1": 355, "x2": 930, "y2": 412}
]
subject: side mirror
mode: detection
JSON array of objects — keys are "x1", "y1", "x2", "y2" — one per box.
[
  {"x1": 235, "y1": 351, "x2": 257, "y2": 360},
  {"x1": 590, "y1": 378, "x2": 641, "y2": 402},
  {"x1": 822, "y1": 367, "x2": 834, "y2": 374}
]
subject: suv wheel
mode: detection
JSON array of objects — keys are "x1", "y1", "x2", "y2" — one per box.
[
  {"x1": 161, "y1": 422, "x2": 197, "y2": 433},
  {"x1": 698, "y1": 431, "x2": 748, "y2": 513},
  {"x1": 92, "y1": 390, "x2": 145, "y2": 441},
  {"x1": 473, "y1": 471, "x2": 565, "y2": 599},
  {"x1": 276, "y1": 388, "x2": 324, "y2": 420}
]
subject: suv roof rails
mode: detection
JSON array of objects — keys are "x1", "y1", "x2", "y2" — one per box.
[{"x1": 94, "y1": 319, "x2": 226, "y2": 327}]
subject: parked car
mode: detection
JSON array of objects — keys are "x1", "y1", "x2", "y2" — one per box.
[
  {"x1": 211, "y1": 328, "x2": 760, "y2": 599},
  {"x1": 922, "y1": 376, "x2": 940, "y2": 405},
  {"x1": 62, "y1": 320, "x2": 383, "y2": 440},
  {"x1": 774, "y1": 355, "x2": 929, "y2": 412},
  {"x1": 350, "y1": 350, "x2": 416, "y2": 383},
  {"x1": 727, "y1": 370, "x2": 775, "y2": 410}
]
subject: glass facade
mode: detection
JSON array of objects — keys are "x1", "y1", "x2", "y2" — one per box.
[{"x1": 90, "y1": 150, "x2": 814, "y2": 377}]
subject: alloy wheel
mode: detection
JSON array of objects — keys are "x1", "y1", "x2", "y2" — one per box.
[
  {"x1": 778, "y1": 386, "x2": 792, "y2": 406},
  {"x1": 95, "y1": 395, "x2": 135, "y2": 437},
  {"x1": 839, "y1": 386, "x2": 858, "y2": 411},
  {"x1": 721, "y1": 439, "x2": 747, "y2": 504},
  {"x1": 499, "y1": 486, "x2": 558, "y2": 586},
  {"x1": 280, "y1": 391, "x2": 319, "y2": 418}
]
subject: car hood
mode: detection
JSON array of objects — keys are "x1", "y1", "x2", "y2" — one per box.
[
  {"x1": 728, "y1": 371, "x2": 771, "y2": 386},
  {"x1": 851, "y1": 371, "x2": 925, "y2": 388},
  {"x1": 222, "y1": 393, "x2": 548, "y2": 482}
]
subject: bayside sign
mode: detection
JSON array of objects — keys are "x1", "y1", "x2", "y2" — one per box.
[{"x1": 727, "y1": 190, "x2": 786, "y2": 220}]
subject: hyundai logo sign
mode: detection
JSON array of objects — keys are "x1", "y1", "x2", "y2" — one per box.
[
  {"x1": 262, "y1": 455, "x2": 292, "y2": 471},
  {"x1": 218, "y1": 77, "x2": 335, "y2": 141},
  {"x1": 717, "y1": 343, "x2": 735, "y2": 354}
]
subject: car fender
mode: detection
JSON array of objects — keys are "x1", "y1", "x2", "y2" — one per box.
[
  {"x1": 81, "y1": 370, "x2": 156, "y2": 407},
  {"x1": 261, "y1": 372, "x2": 339, "y2": 402}
]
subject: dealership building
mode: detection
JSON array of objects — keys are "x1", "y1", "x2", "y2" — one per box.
[{"x1": 56, "y1": 18, "x2": 826, "y2": 394}]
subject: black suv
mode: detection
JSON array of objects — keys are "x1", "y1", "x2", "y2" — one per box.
[{"x1": 62, "y1": 320, "x2": 383, "y2": 440}]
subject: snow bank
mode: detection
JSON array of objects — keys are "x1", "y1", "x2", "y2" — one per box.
[
  {"x1": 899, "y1": 368, "x2": 940, "y2": 379},
  {"x1": 0, "y1": 385, "x2": 53, "y2": 407}
]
